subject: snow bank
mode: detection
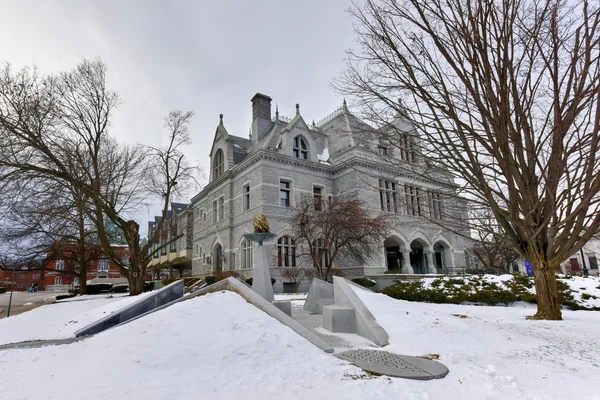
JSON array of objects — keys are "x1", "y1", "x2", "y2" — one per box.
[
  {"x1": 2, "y1": 289, "x2": 599, "y2": 399},
  {"x1": 0, "y1": 293, "x2": 150, "y2": 345},
  {"x1": 351, "y1": 284, "x2": 600, "y2": 400}
]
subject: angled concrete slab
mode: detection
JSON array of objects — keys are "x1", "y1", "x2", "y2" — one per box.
[
  {"x1": 74, "y1": 280, "x2": 184, "y2": 337},
  {"x1": 332, "y1": 277, "x2": 389, "y2": 346},
  {"x1": 303, "y1": 279, "x2": 333, "y2": 314}
]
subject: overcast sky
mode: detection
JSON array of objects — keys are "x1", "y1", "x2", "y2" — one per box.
[{"x1": 0, "y1": 0, "x2": 356, "y2": 235}]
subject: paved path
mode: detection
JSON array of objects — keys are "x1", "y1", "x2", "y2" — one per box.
[
  {"x1": 291, "y1": 304, "x2": 449, "y2": 380},
  {"x1": 0, "y1": 292, "x2": 64, "y2": 319},
  {"x1": 291, "y1": 306, "x2": 353, "y2": 349}
]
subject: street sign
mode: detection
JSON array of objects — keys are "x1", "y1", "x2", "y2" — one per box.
[{"x1": 524, "y1": 260, "x2": 533, "y2": 275}]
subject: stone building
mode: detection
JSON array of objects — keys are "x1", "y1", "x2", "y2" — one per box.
[
  {"x1": 189, "y1": 93, "x2": 473, "y2": 292},
  {"x1": 147, "y1": 202, "x2": 194, "y2": 280}
]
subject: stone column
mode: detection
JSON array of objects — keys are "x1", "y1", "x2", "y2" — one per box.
[
  {"x1": 425, "y1": 251, "x2": 437, "y2": 274},
  {"x1": 252, "y1": 241, "x2": 274, "y2": 302},
  {"x1": 401, "y1": 249, "x2": 414, "y2": 274}
]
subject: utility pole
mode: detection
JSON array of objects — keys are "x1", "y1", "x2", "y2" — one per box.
[{"x1": 6, "y1": 264, "x2": 16, "y2": 318}]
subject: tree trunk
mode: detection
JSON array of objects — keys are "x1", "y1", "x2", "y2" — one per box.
[
  {"x1": 78, "y1": 277, "x2": 87, "y2": 295},
  {"x1": 128, "y1": 271, "x2": 145, "y2": 296},
  {"x1": 531, "y1": 260, "x2": 563, "y2": 320}
]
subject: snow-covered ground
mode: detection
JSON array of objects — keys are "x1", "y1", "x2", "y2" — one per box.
[
  {"x1": 0, "y1": 293, "x2": 149, "y2": 345},
  {"x1": 1, "y1": 288, "x2": 599, "y2": 399},
  {"x1": 352, "y1": 285, "x2": 600, "y2": 400}
]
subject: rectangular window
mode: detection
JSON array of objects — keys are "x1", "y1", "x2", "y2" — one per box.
[
  {"x1": 98, "y1": 258, "x2": 109, "y2": 272},
  {"x1": 73, "y1": 277, "x2": 79, "y2": 286},
  {"x1": 379, "y1": 179, "x2": 397, "y2": 213},
  {"x1": 219, "y1": 196, "x2": 224, "y2": 220},
  {"x1": 55, "y1": 259, "x2": 65, "y2": 271},
  {"x1": 243, "y1": 183, "x2": 251, "y2": 211},
  {"x1": 213, "y1": 199, "x2": 218, "y2": 223},
  {"x1": 54, "y1": 276, "x2": 62, "y2": 285},
  {"x1": 170, "y1": 234, "x2": 176, "y2": 252},
  {"x1": 280, "y1": 180, "x2": 291, "y2": 207},
  {"x1": 590, "y1": 256, "x2": 598, "y2": 270},
  {"x1": 313, "y1": 186, "x2": 323, "y2": 211},
  {"x1": 405, "y1": 185, "x2": 422, "y2": 216},
  {"x1": 428, "y1": 191, "x2": 443, "y2": 220},
  {"x1": 161, "y1": 238, "x2": 167, "y2": 255}
]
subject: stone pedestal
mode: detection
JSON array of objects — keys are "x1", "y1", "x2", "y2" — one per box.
[
  {"x1": 401, "y1": 249, "x2": 414, "y2": 274},
  {"x1": 244, "y1": 232, "x2": 276, "y2": 302},
  {"x1": 323, "y1": 304, "x2": 356, "y2": 333}
]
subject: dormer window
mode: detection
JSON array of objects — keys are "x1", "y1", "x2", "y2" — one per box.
[
  {"x1": 214, "y1": 149, "x2": 224, "y2": 178},
  {"x1": 377, "y1": 145, "x2": 389, "y2": 156},
  {"x1": 292, "y1": 136, "x2": 308, "y2": 159}
]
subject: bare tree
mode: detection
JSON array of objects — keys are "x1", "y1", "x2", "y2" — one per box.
[
  {"x1": 336, "y1": 0, "x2": 600, "y2": 320},
  {"x1": 291, "y1": 193, "x2": 389, "y2": 282},
  {"x1": 0, "y1": 178, "x2": 100, "y2": 294},
  {"x1": 0, "y1": 59, "x2": 200, "y2": 295}
]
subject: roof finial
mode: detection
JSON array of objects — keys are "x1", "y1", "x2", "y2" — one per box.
[
  {"x1": 275, "y1": 102, "x2": 279, "y2": 121},
  {"x1": 296, "y1": 103, "x2": 300, "y2": 116},
  {"x1": 249, "y1": 126, "x2": 252, "y2": 139},
  {"x1": 343, "y1": 98, "x2": 348, "y2": 111},
  {"x1": 219, "y1": 113, "x2": 223, "y2": 125},
  {"x1": 312, "y1": 119, "x2": 315, "y2": 127}
]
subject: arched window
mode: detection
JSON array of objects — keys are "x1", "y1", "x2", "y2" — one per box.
[
  {"x1": 241, "y1": 238, "x2": 253, "y2": 269},
  {"x1": 213, "y1": 149, "x2": 224, "y2": 178},
  {"x1": 277, "y1": 236, "x2": 296, "y2": 267},
  {"x1": 292, "y1": 136, "x2": 308, "y2": 159}
]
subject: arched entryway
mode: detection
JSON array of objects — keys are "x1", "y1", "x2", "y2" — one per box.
[
  {"x1": 433, "y1": 240, "x2": 452, "y2": 273},
  {"x1": 384, "y1": 237, "x2": 403, "y2": 272},
  {"x1": 410, "y1": 239, "x2": 427, "y2": 274},
  {"x1": 213, "y1": 243, "x2": 223, "y2": 272}
]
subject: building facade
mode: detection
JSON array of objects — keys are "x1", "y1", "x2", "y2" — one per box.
[
  {"x1": 42, "y1": 245, "x2": 137, "y2": 292},
  {"x1": 189, "y1": 93, "x2": 473, "y2": 292},
  {"x1": 147, "y1": 202, "x2": 194, "y2": 280}
]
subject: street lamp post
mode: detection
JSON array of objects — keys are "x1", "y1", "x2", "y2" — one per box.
[
  {"x1": 6, "y1": 264, "x2": 16, "y2": 318},
  {"x1": 580, "y1": 247, "x2": 589, "y2": 277}
]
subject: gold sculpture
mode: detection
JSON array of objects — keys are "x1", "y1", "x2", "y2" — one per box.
[{"x1": 253, "y1": 214, "x2": 271, "y2": 233}]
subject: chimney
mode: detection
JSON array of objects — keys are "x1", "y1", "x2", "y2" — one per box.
[{"x1": 251, "y1": 93, "x2": 272, "y2": 142}]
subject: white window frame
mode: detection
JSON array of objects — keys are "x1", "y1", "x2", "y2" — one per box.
[
  {"x1": 241, "y1": 239, "x2": 253, "y2": 269},
  {"x1": 242, "y1": 182, "x2": 251, "y2": 212},
  {"x1": 279, "y1": 178, "x2": 293, "y2": 207},
  {"x1": 98, "y1": 258, "x2": 109, "y2": 272},
  {"x1": 55, "y1": 259, "x2": 65, "y2": 271},
  {"x1": 54, "y1": 276, "x2": 62, "y2": 285},
  {"x1": 219, "y1": 196, "x2": 225, "y2": 221}
]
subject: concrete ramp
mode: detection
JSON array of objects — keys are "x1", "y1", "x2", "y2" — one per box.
[{"x1": 74, "y1": 280, "x2": 184, "y2": 337}]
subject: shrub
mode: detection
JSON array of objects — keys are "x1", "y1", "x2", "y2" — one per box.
[
  {"x1": 86, "y1": 283, "x2": 113, "y2": 295},
  {"x1": 56, "y1": 293, "x2": 77, "y2": 300},
  {"x1": 144, "y1": 281, "x2": 155, "y2": 292},
  {"x1": 110, "y1": 285, "x2": 129, "y2": 293},
  {"x1": 245, "y1": 277, "x2": 276, "y2": 286},
  {"x1": 582, "y1": 293, "x2": 592, "y2": 300},
  {"x1": 0, "y1": 287, "x2": 6, "y2": 294},
  {"x1": 351, "y1": 278, "x2": 376, "y2": 288},
  {"x1": 205, "y1": 276, "x2": 216, "y2": 285}
]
